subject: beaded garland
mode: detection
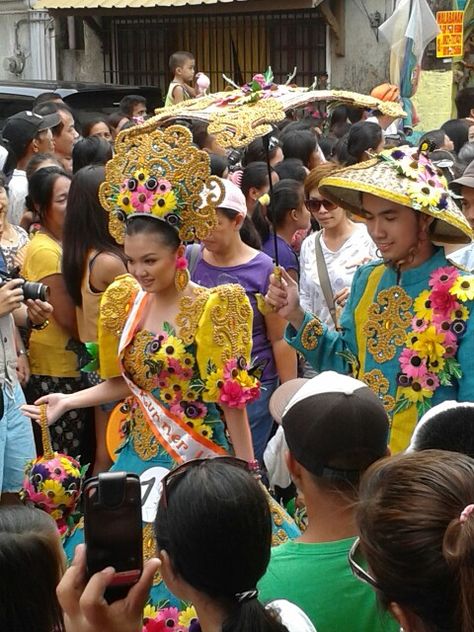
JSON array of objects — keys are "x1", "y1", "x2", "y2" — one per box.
[{"x1": 395, "y1": 265, "x2": 474, "y2": 416}]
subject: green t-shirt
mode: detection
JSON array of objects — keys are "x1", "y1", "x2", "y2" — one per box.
[{"x1": 258, "y1": 538, "x2": 398, "y2": 632}]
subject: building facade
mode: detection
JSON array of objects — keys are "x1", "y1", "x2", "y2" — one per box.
[
  {"x1": 0, "y1": 0, "x2": 395, "y2": 95},
  {"x1": 0, "y1": 0, "x2": 56, "y2": 81}
]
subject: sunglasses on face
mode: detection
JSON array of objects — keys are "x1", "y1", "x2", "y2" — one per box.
[
  {"x1": 348, "y1": 537, "x2": 379, "y2": 590},
  {"x1": 160, "y1": 456, "x2": 249, "y2": 508},
  {"x1": 304, "y1": 197, "x2": 338, "y2": 213}
]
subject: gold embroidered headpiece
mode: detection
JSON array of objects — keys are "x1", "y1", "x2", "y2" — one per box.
[
  {"x1": 99, "y1": 124, "x2": 223, "y2": 244},
  {"x1": 319, "y1": 146, "x2": 473, "y2": 245}
]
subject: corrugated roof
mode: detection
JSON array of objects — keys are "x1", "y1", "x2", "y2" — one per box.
[{"x1": 35, "y1": 0, "x2": 250, "y2": 8}]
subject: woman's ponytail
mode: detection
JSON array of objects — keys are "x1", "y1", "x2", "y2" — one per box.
[
  {"x1": 443, "y1": 505, "x2": 474, "y2": 632},
  {"x1": 222, "y1": 596, "x2": 288, "y2": 632}
]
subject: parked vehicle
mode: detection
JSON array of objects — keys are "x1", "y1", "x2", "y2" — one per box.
[{"x1": 0, "y1": 80, "x2": 163, "y2": 130}]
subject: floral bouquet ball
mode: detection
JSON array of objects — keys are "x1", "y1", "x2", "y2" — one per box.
[{"x1": 22, "y1": 453, "x2": 86, "y2": 537}]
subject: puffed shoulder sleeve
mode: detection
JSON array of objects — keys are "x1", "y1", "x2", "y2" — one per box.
[
  {"x1": 195, "y1": 283, "x2": 261, "y2": 408},
  {"x1": 98, "y1": 274, "x2": 140, "y2": 379}
]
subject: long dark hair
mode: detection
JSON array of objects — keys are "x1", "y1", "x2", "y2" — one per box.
[
  {"x1": 357, "y1": 450, "x2": 474, "y2": 632},
  {"x1": 252, "y1": 179, "x2": 303, "y2": 243},
  {"x1": 347, "y1": 121, "x2": 383, "y2": 164},
  {"x1": 0, "y1": 505, "x2": 65, "y2": 632},
  {"x1": 62, "y1": 165, "x2": 125, "y2": 306},
  {"x1": 155, "y1": 459, "x2": 288, "y2": 632},
  {"x1": 28, "y1": 166, "x2": 71, "y2": 222}
]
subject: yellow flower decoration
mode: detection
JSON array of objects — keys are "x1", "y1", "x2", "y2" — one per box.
[
  {"x1": 161, "y1": 335, "x2": 187, "y2": 362},
  {"x1": 194, "y1": 423, "x2": 213, "y2": 439},
  {"x1": 61, "y1": 457, "x2": 81, "y2": 476},
  {"x1": 449, "y1": 275, "x2": 474, "y2": 302},
  {"x1": 205, "y1": 368, "x2": 225, "y2": 401},
  {"x1": 407, "y1": 181, "x2": 441, "y2": 208},
  {"x1": 160, "y1": 374, "x2": 188, "y2": 404},
  {"x1": 133, "y1": 168, "x2": 150, "y2": 183},
  {"x1": 179, "y1": 606, "x2": 198, "y2": 628},
  {"x1": 412, "y1": 326, "x2": 446, "y2": 364},
  {"x1": 400, "y1": 383, "x2": 434, "y2": 403},
  {"x1": 117, "y1": 190, "x2": 134, "y2": 213},
  {"x1": 41, "y1": 479, "x2": 68, "y2": 504},
  {"x1": 393, "y1": 155, "x2": 420, "y2": 179},
  {"x1": 413, "y1": 290, "x2": 433, "y2": 320},
  {"x1": 236, "y1": 370, "x2": 257, "y2": 389},
  {"x1": 452, "y1": 304, "x2": 469, "y2": 321},
  {"x1": 50, "y1": 509, "x2": 63, "y2": 521},
  {"x1": 152, "y1": 190, "x2": 178, "y2": 218},
  {"x1": 143, "y1": 604, "x2": 158, "y2": 620}
]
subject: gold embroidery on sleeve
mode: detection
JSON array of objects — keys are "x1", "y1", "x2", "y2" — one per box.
[
  {"x1": 101, "y1": 275, "x2": 138, "y2": 336},
  {"x1": 210, "y1": 285, "x2": 252, "y2": 363},
  {"x1": 301, "y1": 317, "x2": 324, "y2": 350},
  {"x1": 176, "y1": 286, "x2": 211, "y2": 346}
]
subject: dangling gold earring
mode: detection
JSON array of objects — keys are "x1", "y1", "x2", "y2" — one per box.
[{"x1": 175, "y1": 256, "x2": 190, "y2": 291}]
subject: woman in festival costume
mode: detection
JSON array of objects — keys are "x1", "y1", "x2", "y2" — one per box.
[
  {"x1": 22, "y1": 124, "x2": 298, "y2": 612},
  {"x1": 266, "y1": 146, "x2": 474, "y2": 453}
]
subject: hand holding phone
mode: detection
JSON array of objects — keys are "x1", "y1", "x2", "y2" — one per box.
[
  {"x1": 83, "y1": 472, "x2": 144, "y2": 603},
  {"x1": 57, "y1": 543, "x2": 160, "y2": 632}
]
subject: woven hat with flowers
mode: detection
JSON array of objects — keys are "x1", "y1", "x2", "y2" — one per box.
[
  {"x1": 99, "y1": 124, "x2": 224, "y2": 244},
  {"x1": 318, "y1": 146, "x2": 473, "y2": 244},
  {"x1": 22, "y1": 406, "x2": 86, "y2": 538}
]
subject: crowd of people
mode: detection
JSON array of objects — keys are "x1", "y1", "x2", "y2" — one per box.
[{"x1": 1, "y1": 48, "x2": 474, "y2": 632}]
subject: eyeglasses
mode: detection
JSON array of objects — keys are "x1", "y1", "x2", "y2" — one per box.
[
  {"x1": 348, "y1": 537, "x2": 379, "y2": 589},
  {"x1": 160, "y1": 456, "x2": 249, "y2": 508},
  {"x1": 304, "y1": 198, "x2": 338, "y2": 213}
]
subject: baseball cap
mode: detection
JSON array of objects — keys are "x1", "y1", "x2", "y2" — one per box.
[
  {"x1": 1, "y1": 110, "x2": 60, "y2": 158},
  {"x1": 217, "y1": 178, "x2": 247, "y2": 216},
  {"x1": 451, "y1": 158, "x2": 474, "y2": 193},
  {"x1": 274, "y1": 371, "x2": 389, "y2": 481}
]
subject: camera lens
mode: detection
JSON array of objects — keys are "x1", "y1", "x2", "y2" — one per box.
[{"x1": 22, "y1": 281, "x2": 50, "y2": 302}]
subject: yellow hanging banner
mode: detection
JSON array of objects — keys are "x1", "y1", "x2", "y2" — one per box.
[{"x1": 436, "y1": 10, "x2": 464, "y2": 58}]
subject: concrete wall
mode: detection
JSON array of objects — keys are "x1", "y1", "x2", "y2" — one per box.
[
  {"x1": 57, "y1": 20, "x2": 103, "y2": 82},
  {"x1": 330, "y1": 0, "x2": 391, "y2": 93},
  {"x1": 0, "y1": 1, "x2": 56, "y2": 81}
]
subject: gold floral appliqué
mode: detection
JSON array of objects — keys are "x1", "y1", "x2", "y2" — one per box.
[
  {"x1": 210, "y1": 285, "x2": 252, "y2": 363},
  {"x1": 131, "y1": 405, "x2": 160, "y2": 461},
  {"x1": 363, "y1": 286, "x2": 412, "y2": 363},
  {"x1": 101, "y1": 274, "x2": 139, "y2": 336},
  {"x1": 143, "y1": 523, "x2": 163, "y2": 586},
  {"x1": 176, "y1": 286, "x2": 211, "y2": 346},
  {"x1": 361, "y1": 369, "x2": 395, "y2": 414},
  {"x1": 301, "y1": 317, "x2": 324, "y2": 351}
]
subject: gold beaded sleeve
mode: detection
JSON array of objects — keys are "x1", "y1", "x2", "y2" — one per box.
[
  {"x1": 98, "y1": 274, "x2": 140, "y2": 379},
  {"x1": 195, "y1": 284, "x2": 261, "y2": 408}
]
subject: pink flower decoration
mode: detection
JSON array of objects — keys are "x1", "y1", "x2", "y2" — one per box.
[
  {"x1": 156, "y1": 179, "x2": 172, "y2": 194},
  {"x1": 252, "y1": 73, "x2": 266, "y2": 87},
  {"x1": 419, "y1": 372, "x2": 440, "y2": 391},
  {"x1": 429, "y1": 266, "x2": 458, "y2": 290},
  {"x1": 131, "y1": 185, "x2": 155, "y2": 212},
  {"x1": 219, "y1": 380, "x2": 248, "y2": 408},
  {"x1": 411, "y1": 316, "x2": 428, "y2": 333},
  {"x1": 175, "y1": 256, "x2": 188, "y2": 270},
  {"x1": 157, "y1": 608, "x2": 179, "y2": 627},
  {"x1": 223, "y1": 358, "x2": 238, "y2": 380},
  {"x1": 429, "y1": 288, "x2": 459, "y2": 319},
  {"x1": 399, "y1": 348, "x2": 428, "y2": 379},
  {"x1": 443, "y1": 329, "x2": 459, "y2": 357}
]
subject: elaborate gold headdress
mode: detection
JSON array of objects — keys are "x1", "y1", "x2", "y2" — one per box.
[{"x1": 99, "y1": 124, "x2": 223, "y2": 244}]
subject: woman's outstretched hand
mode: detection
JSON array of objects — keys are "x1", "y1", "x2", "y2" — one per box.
[
  {"x1": 21, "y1": 393, "x2": 69, "y2": 426},
  {"x1": 265, "y1": 267, "x2": 305, "y2": 329},
  {"x1": 57, "y1": 544, "x2": 160, "y2": 632}
]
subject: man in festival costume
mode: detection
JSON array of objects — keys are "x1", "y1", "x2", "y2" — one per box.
[{"x1": 266, "y1": 146, "x2": 474, "y2": 452}]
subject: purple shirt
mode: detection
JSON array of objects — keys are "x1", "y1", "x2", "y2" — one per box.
[
  {"x1": 262, "y1": 235, "x2": 299, "y2": 276},
  {"x1": 190, "y1": 248, "x2": 277, "y2": 382}
]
